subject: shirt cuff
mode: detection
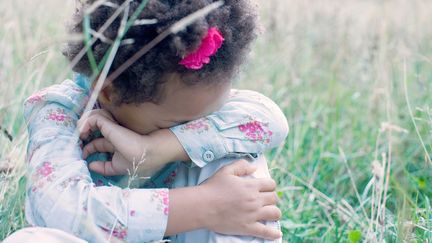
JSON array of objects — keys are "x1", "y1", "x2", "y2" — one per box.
[
  {"x1": 170, "y1": 118, "x2": 227, "y2": 168},
  {"x1": 127, "y1": 188, "x2": 169, "y2": 242}
]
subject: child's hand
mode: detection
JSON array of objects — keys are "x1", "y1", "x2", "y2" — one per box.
[
  {"x1": 200, "y1": 160, "x2": 282, "y2": 239},
  {"x1": 165, "y1": 159, "x2": 282, "y2": 239},
  {"x1": 78, "y1": 109, "x2": 149, "y2": 176},
  {"x1": 78, "y1": 109, "x2": 188, "y2": 177}
]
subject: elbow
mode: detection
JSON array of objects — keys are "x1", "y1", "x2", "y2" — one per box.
[
  {"x1": 278, "y1": 113, "x2": 289, "y2": 142},
  {"x1": 229, "y1": 89, "x2": 290, "y2": 148},
  {"x1": 257, "y1": 92, "x2": 289, "y2": 147},
  {"x1": 270, "y1": 107, "x2": 289, "y2": 147},
  {"x1": 26, "y1": 186, "x2": 77, "y2": 232},
  {"x1": 25, "y1": 178, "x2": 91, "y2": 235}
]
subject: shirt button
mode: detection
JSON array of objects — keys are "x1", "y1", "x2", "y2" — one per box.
[{"x1": 203, "y1": 150, "x2": 215, "y2": 162}]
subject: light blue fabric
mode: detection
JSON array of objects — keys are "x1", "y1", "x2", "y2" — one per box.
[
  {"x1": 3, "y1": 227, "x2": 87, "y2": 243},
  {"x1": 169, "y1": 89, "x2": 289, "y2": 169},
  {"x1": 23, "y1": 76, "x2": 169, "y2": 243},
  {"x1": 22, "y1": 73, "x2": 288, "y2": 242}
]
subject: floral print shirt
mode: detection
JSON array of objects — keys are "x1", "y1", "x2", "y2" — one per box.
[{"x1": 23, "y1": 74, "x2": 288, "y2": 242}]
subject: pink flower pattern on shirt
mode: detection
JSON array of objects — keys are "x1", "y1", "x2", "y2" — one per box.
[
  {"x1": 151, "y1": 190, "x2": 169, "y2": 216},
  {"x1": 31, "y1": 162, "x2": 56, "y2": 192},
  {"x1": 44, "y1": 108, "x2": 73, "y2": 127},
  {"x1": 100, "y1": 224, "x2": 128, "y2": 240},
  {"x1": 25, "y1": 89, "x2": 48, "y2": 106},
  {"x1": 37, "y1": 161, "x2": 54, "y2": 177},
  {"x1": 59, "y1": 175, "x2": 87, "y2": 189},
  {"x1": 180, "y1": 118, "x2": 210, "y2": 134},
  {"x1": 238, "y1": 119, "x2": 273, "y2": 144},
  {"x1": 26, "y1": 95, "x2": 44, "y2": 105}
]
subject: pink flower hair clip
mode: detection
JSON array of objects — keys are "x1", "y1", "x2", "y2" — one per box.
[{"x1": 179, "y1": 27, "x2": 225, "y2": 70}]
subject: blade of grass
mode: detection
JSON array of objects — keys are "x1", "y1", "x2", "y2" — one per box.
[{"x1": 403, "y1": 60, "x2": 432, "y2": 165}]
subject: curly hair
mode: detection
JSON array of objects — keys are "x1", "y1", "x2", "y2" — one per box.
[{"x1": 63, "y1": 0, "x2": 258, "y2": 104}]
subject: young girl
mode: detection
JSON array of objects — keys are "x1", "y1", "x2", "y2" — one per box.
[{"x1": 11, "y1": 0, "x2": 288, "y2": 242}]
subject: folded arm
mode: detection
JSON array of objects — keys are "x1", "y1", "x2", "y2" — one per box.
[
  {"x1": 80, "y1": 89, "x2": 289, "y2": 178},
  {"x1": 24, "y1": 80, "x2": 169, "y2": 242},
  {"x1": 169, "y1": 89, "x2": 289, "y2": 167}
]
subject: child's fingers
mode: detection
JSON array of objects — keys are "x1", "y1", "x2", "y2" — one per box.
[
  {"x1": 260, "y1": 191, "x2": 279, "y2": 206},
  {"x1": 256, "y1": 205, "x2": 282, "y2": 221},
  {"x1": 79, "y1": 113, "x2": 117, "y2": 141},
  {"x1": 222, "y1": 159, "x2": 257, "y2": 176},
  {"x1": 77, "y1": 113, "x2": 99, "y2": 140},
  {"x1": 79, "y1": 111, "x2": 141, "y2": 158},
  {"x1": 77, "y1": 113, "x2": 104, "y2": 140},
  {"x1": 77, "y1": 110, "x2": 116, "y2": 140},
  {"x1": 88, "y1": 161, "x2": 118, "y2": 176},
  {"x1": 82, "y1": 138, "x2": 115, "y2": 159},
  {"x1": 248, "y1": 222, "x2": 282, "y2": 240},
  {"x1": 257, "y1": 178, "x2": 277, "y2": 192}
]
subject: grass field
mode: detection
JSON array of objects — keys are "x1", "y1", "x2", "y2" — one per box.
[{"x1": 1, "y1": 0, "x2": 431, "y2": 242}]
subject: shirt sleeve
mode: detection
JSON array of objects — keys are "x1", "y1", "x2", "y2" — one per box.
[
  {"x1": 24, "y1": 78, "x2": 169, "y2": 243},
  {"x1": 169, "y1": 89, "x2": 289, "y2": 168}
]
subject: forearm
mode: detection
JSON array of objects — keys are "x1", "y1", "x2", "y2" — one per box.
[
  {"x1": 145, "y1": 90, "x2": 289, "y2": 169},
  {"x1": 147, "y1": 129, "x2": 190, "y2": 166},
  {"x1": 169, "y1": 89, "x2": 289, "y2": 168},
  {"x1": 24, "y1": 79, "x2": 170, "y2": 241},
  {"x1": 164, "y1": 185, "x2": 208, "y2": 236},
  {"x1": 26, "y1": 116, "x2": 169, "y2": 242}
]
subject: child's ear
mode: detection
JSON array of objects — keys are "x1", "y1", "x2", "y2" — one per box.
[{"x1": 92, "y1": 81, "x2": 115, "y2": 106}]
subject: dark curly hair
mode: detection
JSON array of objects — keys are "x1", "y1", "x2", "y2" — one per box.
[{"x1": 63, "y1": 0, "x2": 258, "y2": 104}]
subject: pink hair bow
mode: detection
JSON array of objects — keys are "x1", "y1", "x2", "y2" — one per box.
[{"x1": 179, "y1": 27, "x2": 224, "y2": 70}]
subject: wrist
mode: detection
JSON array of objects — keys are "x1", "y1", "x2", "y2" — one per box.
[
  {"x1": 165, "y1": 186, "x2": 209, "y2": 236},
  {"x1": 194, "y1": 183, "x2": 216, "y2": 230},
  {"x1": 195, "y1": 184, "x2": 210, "y2": 229},
  {"x1": 149, "y1": 129, "x2": 189, "y2": 163}
]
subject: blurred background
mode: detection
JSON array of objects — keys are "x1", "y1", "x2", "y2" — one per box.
[{"x1": 0, "y1": 0, "x2": 431, "y2": 242}]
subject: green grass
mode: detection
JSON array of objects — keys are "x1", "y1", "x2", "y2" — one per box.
[{"x1": 1, "y1": 0, "x2": 431, "y2": 242}]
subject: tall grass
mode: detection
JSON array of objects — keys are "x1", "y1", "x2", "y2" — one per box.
[
  {"x1": 242, "y1": 0, "x2": 432, "y2": 241},
  {"x1": 0, "y1": 0, "x2": 74, "y2": 238},
  {"x1": 0, "y1": 0, "x2": 431, "y2": 242}
]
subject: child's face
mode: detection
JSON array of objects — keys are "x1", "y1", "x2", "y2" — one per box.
[{"x1": 101, "y1": 76, "x2": 230, "y2": 135}]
